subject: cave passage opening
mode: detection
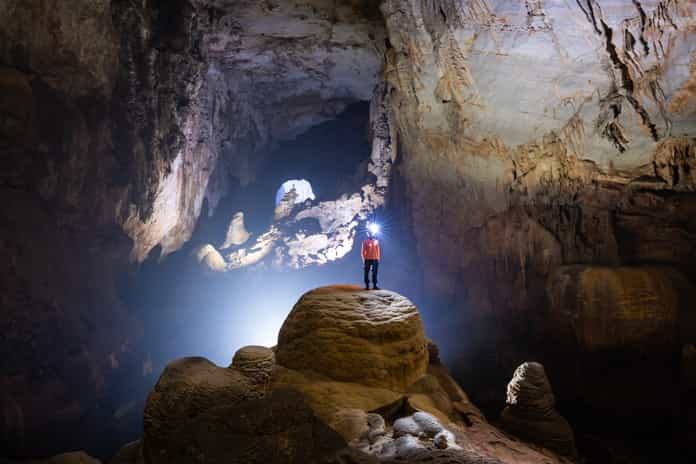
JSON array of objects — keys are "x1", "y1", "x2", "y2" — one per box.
[{"x1": 127, "y1": 101, "x2": 423, "y2": 377}]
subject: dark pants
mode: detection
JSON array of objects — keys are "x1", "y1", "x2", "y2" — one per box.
[{"x1": 364, "y1": 259, "x2": 379, "y2": 287}]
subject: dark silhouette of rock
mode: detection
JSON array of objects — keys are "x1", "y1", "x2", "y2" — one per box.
[
  {"x1": 153, "y1": 388, "x2": 375, "y2": 464},
  {"x1": 501, "y1": 362, "x2": 577, "y2": 459},
  {"x1": 0, "y1": 452, "x2": 101, "y2": 464},
  {"x1": 107, "y1": 440, "x2": 143, "y2": 464}
]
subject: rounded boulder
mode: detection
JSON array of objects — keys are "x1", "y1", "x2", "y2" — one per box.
[{"x1": 276, "y1": 285, "x2": 428, "y2": 391}]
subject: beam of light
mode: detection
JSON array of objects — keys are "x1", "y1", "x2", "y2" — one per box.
[{"x1": 367, "y1": 222, "x2": 380, "y2": 235}]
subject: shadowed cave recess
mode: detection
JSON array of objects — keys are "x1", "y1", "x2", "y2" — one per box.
[{"x1": 1, "y1": 0, "x2": 696, "y2": 463}]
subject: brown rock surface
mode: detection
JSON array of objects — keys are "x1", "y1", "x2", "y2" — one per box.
[
  {"x1": 545, "y1": 265, "x2": 696, "y2": 415},
  {"x1": 2, "y1": 0, "x2": 695, "y2": 458},
  {"x1": 547, "y1": 266, "x2": 692, "y2": 351},
  {"x1": 142, "y1": 356, "x2": 260, "y2": 462},
  {"x1": 151, "y1": 388, "x2": 376, "y2": 464},
  {"x1": 130, "y1": 288, "x2": 571, "y2": 464},
  {"x1": 230, "y1": 345, "x2": 276, "y2": 389},
  {"x1": 276, "y1": 286, "x2": 429, "y2": 391},
  {"x1": 501, "y1": 363, "x2": 577, "y2": 459}
]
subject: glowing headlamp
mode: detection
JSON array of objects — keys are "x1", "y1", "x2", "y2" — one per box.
[{"x1": 367, "y1": 222, "x2": 380, "y2": 235}]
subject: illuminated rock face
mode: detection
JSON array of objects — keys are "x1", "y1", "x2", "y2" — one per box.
[
  {"x1": 276, "y1": 286, "x2": 429, "y2": 391},
  {"x1": 380, "y1": 0, "x2": 696, "y2": 311},
  {"x1": 378, "y1": 1, "x2": 696, "y2": 428},
  {"x1": 220, "y1": 212, "x2": 250, "y2": 249},
  {"x1": 142, "y1": 357, "x2": 262, "y2": 463}
]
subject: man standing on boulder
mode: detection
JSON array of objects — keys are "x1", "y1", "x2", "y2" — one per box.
[{"x1": 362, "y1": 223, "x2": 381, "y2": 290}]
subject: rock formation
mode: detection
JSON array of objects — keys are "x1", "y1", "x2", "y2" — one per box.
[
  {"x1": 501, "y1": 362, "x2": 577, "y2": 459},
  {"x1": 0, "y1": 2, "x2": 387, "y2": 449},
  {"x1": 275, "y1": 286, "x2": 428, "y2": 390},
  {"x1": 545, "y1": 266, "x2": 696, "y2": 420},
  {"x1": 2, "y1": 0, "x2": 696, "y2": 458},
  {"x1": 112, "y1": 286, "x2": 573, "y2": 464},
  {"x1": 196, "y1": 81, "x2": 397, "y2": 271},
  {"x1": 220, "y1": 212, "x2": 250, "y2": 249}
]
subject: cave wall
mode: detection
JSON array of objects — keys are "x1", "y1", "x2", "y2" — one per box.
[
  {"x1": 0, "y1": 0, "x2": 386, "y2": 456},
  {"x1": 2, "y1": 0, "x2": 696, "y2": 457},
  {"x1": 379, "y1": 0, "x2": 696, "y2": 423},
  {"x1": 0, "y1": 0, "x2": 225, "y2": 454}
]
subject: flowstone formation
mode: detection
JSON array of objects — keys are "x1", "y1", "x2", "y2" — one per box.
[
  {"x1": 106, "y1": 286, "x2": 573, "y2": 464},
  {"x1": 501, "y1": 363, "x2": 577, "y2": 459},
  {"x1": 275, "y1": 286, "x2": 428, "y2": 390}
]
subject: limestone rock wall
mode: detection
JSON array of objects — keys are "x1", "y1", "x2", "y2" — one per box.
[
  {"x1": 379, "y1": 0, "x2": 696, "y2": 397},
  {"x1": 381, "y1": 0, "x2": 696, "y2": 308},
  {"x1": 0, "y1": 0, "x2": 386, "y2": 456}
]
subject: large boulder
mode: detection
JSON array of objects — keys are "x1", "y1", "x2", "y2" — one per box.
[
  {"x1": 501, "y1": 363, "x2": 577, "y2": 459},
  {"x1": 143, "y1": 356, "x2": 261, "y2": 463},
  {"x1": 275, "y1": 286, "x2": 429, "y2": 391}
]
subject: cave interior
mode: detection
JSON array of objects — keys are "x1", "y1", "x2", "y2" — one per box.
[{"x1": 1, "y1": 0, "x2": 696, "y2": 463}]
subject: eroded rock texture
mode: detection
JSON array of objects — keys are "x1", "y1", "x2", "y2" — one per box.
[
  {"x1": 124, "y1": 287, "x2": 571, "y2": 464},
  {"x1": 276, "y1": 286, "x2": 429, "y2": 391},
  {"x1": 1, "y1": 0, "x2": 386, "y2": 454},
  {"x1": 378, "y1": 0, "x2": 696, "y2": 437},
  {"x1": 381, "y1": 0, "x2": 696, "y2": 308},
  {"x1": 545, "y1": 265, "x2": 696, "y2": 423},
  {"x1": 501, "y1": 363, "x2": 577, "y2": 459}
]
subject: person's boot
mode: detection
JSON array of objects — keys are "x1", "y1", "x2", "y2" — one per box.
[
  {"x1": 365, "y1": 284, "x2": 370, "y2": 290},
  {"x1": 372, "y1": 285, "x2": 380, "y2": 290}
]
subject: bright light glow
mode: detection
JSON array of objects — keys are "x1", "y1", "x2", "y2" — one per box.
[
  {"x1": 367, "y1": 222, "x2": 380, "y2": 234},
  {"x1": 275, "y1": 179, "x2": 316, "y2": 206}
]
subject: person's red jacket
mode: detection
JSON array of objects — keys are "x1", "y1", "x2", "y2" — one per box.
[{"x1": 361, "y1": 238, "x2": 380, "y2": 260}]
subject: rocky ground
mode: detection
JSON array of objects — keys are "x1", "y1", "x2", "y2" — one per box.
[{"x1": 4, "y1": 286, "x2": 577, "y2": 464}]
